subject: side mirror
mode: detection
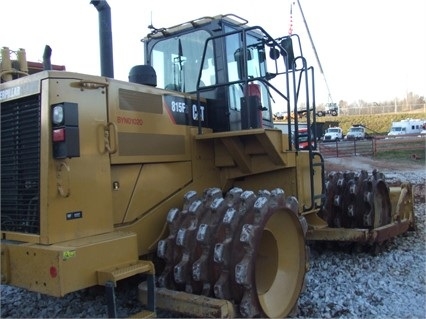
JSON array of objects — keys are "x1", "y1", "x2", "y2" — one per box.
[
  {"x1": 234, "y1": 48, "x2": 252, "y2": 79},
  {"x1": 258, "y1": 47, "x2": 266, "y2": 63},
  {"x1": 280, "y1": 37, "x2": 295, "y2": 70}
]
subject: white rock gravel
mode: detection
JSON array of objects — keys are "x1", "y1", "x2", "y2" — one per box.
[
  {"x1": 1, "y1": 158, "x2": 425, "y2": 318},
  {"x1": 297, "y1": 202, "x2": 426, "y2": 319}
]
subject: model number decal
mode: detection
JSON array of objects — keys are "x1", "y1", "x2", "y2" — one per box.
[
  {"x1": 164, "y1": 95, "x2": 207, "y2": 126},
  {"x1": 171, "y1": 101, "x2": 205, "y2": 121},
  {"x1": 171, "y1": 101, "x2": 186, "y2": 113}
]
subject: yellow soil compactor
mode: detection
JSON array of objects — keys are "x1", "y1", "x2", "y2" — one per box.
[{"x1": 1, "y1": 1, "x2": 414, "y2": 317}]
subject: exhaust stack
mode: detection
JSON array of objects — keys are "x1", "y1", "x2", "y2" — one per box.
[
  {"x1": 43, "y1": 45, "x2": 52, "y2": 70},
  {"x1": 91, "y1": 0, "x2": 114, "y2": 78}
]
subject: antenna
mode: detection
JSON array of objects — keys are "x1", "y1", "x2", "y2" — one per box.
[
  {"x1": 147, "y1": 11, "x2": 165, "y2": 35},
  {"x1": 148, "y1": 11, "x2": 154, "y2": 30}
]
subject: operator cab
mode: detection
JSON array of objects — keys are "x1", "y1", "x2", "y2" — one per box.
[{"x1": 141, "y1": 14, "x2": 314, "y2": 139}]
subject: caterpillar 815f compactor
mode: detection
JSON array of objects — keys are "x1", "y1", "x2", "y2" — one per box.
[{"x1": 0, "y1": 1, "x2": 414, "y2": 318}]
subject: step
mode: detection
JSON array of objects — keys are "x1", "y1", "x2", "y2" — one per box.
[{"x1": 97, "y1": 260, "x2": 154, "y2": 285}]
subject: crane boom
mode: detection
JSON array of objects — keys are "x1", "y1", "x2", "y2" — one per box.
[{"x1": 296, "y1": 0, "x2": 333, "y2": 103}]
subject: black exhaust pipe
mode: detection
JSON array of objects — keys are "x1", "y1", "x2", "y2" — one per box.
[
  {"x1": 91, "y1": 0, "x2": 114, "y2": 78},
  {"x1": 43, "y1": 45, "x2": 52, "y2": 70}
]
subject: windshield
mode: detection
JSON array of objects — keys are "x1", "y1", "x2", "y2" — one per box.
[
  {"x1": 328, "y1": 128, "x2": 340, "y2": 133},
  {"x1": 292, "y1": 130, "x2": 313, "y2": 143},
  {"x1": 150, "y1": 30, "x2": 215, "y2": 92},
  {"x1": 298, "y1": 134, "x2": 309, "y2": 142},
  {"x1": 350, "y1": 127, "x2": 363, "y2": 132}
]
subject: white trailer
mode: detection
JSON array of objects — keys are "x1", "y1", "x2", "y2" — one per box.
[{"x1": 387, "y1": 119, "x2": 425, "y2": 136}]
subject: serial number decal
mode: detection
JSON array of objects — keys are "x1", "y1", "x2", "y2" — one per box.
[
  {"x1": 164, "y1": 95, "x2": 208, "y2": 127},
  {"x1": 117, "y1": 116, "x2": 144, "y2": 126},
  {"x1": 66, "y1": 211, "x2": 83, "y2": 220},
  {"x1": 63, "y1": 250, "x2": 76, "y2": 260},
  {"x1": 0, "y1": 86, "x2": 21, "y2": 101}
]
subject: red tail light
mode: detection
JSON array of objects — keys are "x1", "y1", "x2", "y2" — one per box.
[{"x1": 52, "y1": 128, "x2": 65, "y2": 142}]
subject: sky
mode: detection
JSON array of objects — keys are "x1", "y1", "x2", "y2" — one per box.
[{"x1": 2, "y1": 0, "x2": 425, "y2": 106}]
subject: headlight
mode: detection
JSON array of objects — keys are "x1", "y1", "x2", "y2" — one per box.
[{"x1": 52, "y1": 105, "x2": 64, "y2": 125}]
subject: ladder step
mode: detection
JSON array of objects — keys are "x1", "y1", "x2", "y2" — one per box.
[
  {"x1": 138, "y1": 282, "x2": 235, "y2": 318},
  {"x1": 314, "y1": 194, "x2": 325, "y2": 200},
  {"x1": 97, "y1": 260, "x2": 154, "y2": 285},
  {"x1": 312, "y1": 162, "x2": 324, "y2": 167}
]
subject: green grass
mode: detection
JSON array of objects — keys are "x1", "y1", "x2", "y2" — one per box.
[{"x1": 374, "y1": 149, "x2": 426, "y2": 166}]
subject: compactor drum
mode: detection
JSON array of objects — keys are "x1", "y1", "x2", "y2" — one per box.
[
  {"x1": 156, "y1": 188, "x2": 307, "y2": 317},
  {"x1": 308, "y1": 170, "x2": 414, "y2": 245},
  {"x1": 321, "y1": 170, "x2": 391, "y2": 229}
]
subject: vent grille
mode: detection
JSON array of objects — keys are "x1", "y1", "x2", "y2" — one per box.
[{"x1": 1, "y1": 95, "x2": 41, "y2": 234}]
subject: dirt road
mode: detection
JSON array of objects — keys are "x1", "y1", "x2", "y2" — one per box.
[{"x1": 324, "y1": 155, "x2": 425, "y2": 202}]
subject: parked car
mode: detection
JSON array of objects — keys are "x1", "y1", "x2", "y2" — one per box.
[{"x1": 294, "y1": 128, "x2": 315, "y2": 150}]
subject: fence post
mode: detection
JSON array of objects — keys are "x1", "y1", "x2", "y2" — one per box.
[
  {"x1": 372, "y1": 138, "x2": 376, "y2": 157},
  {"x1": 336, "y1": 140, "x2": 339, "y2": 157}
]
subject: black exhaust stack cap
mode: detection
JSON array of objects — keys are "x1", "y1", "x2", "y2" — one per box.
[
  {"x1": 42, "y1": 45, "x2": 52, "y2": 70},
  {"x1": 91, "y1": 0, "x2": 114, "y2": 78}
]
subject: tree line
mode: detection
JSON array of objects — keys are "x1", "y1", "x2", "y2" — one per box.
[{"x1": 329, "y1": 92, "x2": 425, "y2": 115}]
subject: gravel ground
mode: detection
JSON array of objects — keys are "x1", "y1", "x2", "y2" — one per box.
[{"x1": 1, "y1": 156, "x2": 425, "y2": 318}]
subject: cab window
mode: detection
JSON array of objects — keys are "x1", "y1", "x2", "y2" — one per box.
[{"x1": 150, "y1": 30, "x2": 215, "y2": 92}]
